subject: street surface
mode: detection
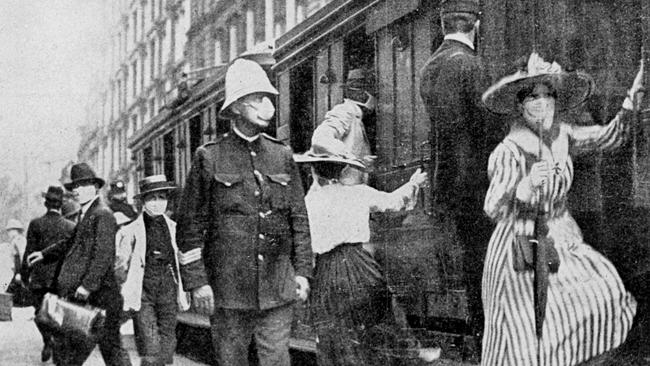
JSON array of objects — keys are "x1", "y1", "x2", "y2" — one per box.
[{"x1": 0, "y1": 307, "x2": 206, "y2": 366}]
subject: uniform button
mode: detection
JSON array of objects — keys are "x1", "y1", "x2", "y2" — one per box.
[
  {"x1": 254, "y1": 190, "x2": 260, "y2": 196},
  {"x1": 258, "y1": 233, "x2": 265, "y2": 240},
  {"x1": 258, "y1": 254, "x2": 264, "y2": 261},
  {"x1": 259, "y1": 212, "x2": 265, "y2": 218},
  {"x1": 250, "y1": 150, "x2": 257, "y2": 157},
  {"x1": 253, "y1": 169, "x2": 260, "y2": 175}
]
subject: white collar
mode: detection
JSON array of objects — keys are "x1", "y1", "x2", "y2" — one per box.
[
  {"x1": 506, "y1": 123, "x2": 569, "y2": 170},
  {"x1": 233, "y1": 125, "x2": 259, "y2": 142},
  {"x1": 444, "y1": 33, "x2": 475, "y2": 50}
]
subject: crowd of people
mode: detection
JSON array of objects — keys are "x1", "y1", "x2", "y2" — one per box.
[{"x1": 0, "y1": 0, "x2": 644, "y2": 365}]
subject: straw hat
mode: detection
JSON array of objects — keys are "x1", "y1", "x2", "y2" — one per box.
[
  {"x1": 482, "y1": 52, "x2": 595, "y2": 115},
  {"x1": 134, "y1": 175, "x2": 176, "y2": 199},
  {"x1": 219, "y1": 58, "x2": 278, "y2": 119}
]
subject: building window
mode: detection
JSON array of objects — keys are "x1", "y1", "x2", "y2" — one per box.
[
  {"x1": 133, "y1": 10, "x2": 138, "y2": 43},
  {"x1": 274, "y1": 0, "x2": 286, "y2": 38},
  {"x1": 151, "y1": 0, "x2": 156, "y2": 21},
  {"x1": 143, "y1": 146, "x2": 154, "y2": 176},
  {"x1": 150, "y1": 40, "x2": 156, "y2": 80},
  {"x1": 149, "y1": 98, "x2": 156, "y2": 120},
  {"x1": 132, "y1": 60, "x2": 138, "y2": 97},
  {"x1": 189, "y1": 114, "x2": 202, "y2": 157},
  {"x1": 158, "y1": 35, "x2": 164, "y2": 76},
  {"x1": 132, "y1": 114, "x2": 138, "y2": 135},
  {"x1": 141, "y1": 53, "x2": 146, "y2": 93},
  {"x1": 163, "y1": 131, "x2": 176, "y2": 183}
]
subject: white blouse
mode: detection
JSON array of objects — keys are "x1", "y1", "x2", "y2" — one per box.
[{"x1": 305, "y1": 180, "x2": 419, "y2": 254}]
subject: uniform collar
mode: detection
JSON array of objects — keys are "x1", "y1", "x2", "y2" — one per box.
[
  {"x1": 444, "y1": 33, "x2": 475, "y2": 50},
  {"x1": 232, "y1": 125, "x2": 259, "y2": 142}
]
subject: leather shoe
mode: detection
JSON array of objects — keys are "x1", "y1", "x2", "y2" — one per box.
[{"x1": 41, "y1": 344, "x2": 52, "y2": 362}]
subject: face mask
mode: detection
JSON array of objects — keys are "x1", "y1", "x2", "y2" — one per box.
[
  {"x1": 75, "y1": 185, "x2": 97, "y2": 205},
  {"x1": 144, "y1": 199, "x2": 168, "y2": 216},
  {"x1": 523, "y1": 97, "x2": 555, "y2": 130},
  {"x1": 241, "y1": 97, "x2": 275, "y2": 121}
]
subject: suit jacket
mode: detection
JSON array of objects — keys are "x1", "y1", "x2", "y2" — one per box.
[
  {"x1": 419, "y1": 39, "x2": 502, "y2": 216},
  {"x1": 115, "y1": 214, "x2": 190, "y2": 312},
  {"x1": 176, "y1": 131, "x2": 313, "y2": 310},
  {"x1": 22, "y1": 211, "x2": 75, "y2": 290},
  {"x1": 43, "y1": 197, "x2": 119, "y2": 301}
]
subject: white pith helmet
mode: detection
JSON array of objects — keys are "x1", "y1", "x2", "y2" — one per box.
[{"x1": 219, "y1": 58, "x2": 279, "y2": 119}]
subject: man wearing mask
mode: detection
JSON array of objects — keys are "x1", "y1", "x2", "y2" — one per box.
[
  {"x1": 27, "y1": 163, "x2": 131, "y2": 366},
  {"x1": 419, "y1": 0, "x2": 500, "y2": 339},
  {"x1": 21, "y1": 186, "x2": 76, "y2": 362},
  {"x1": 310, "y1": 68, "x2": 377, "y2": 185},
  {"x1": 115, "y1": 174, "x2": 189, "y2": 366},
  {"x1": 108, "y1": 180, "x2": 138, "y2": 226},
  {"x1": 176, "y1": 58, "x2": 312, "y2": 366}
]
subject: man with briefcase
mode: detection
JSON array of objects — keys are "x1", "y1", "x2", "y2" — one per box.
[{"x1": 28, "y1": 163, "x2": 132, "y2": 366}]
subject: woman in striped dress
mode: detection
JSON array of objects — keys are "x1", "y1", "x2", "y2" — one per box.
[{"x1": 479, "y1": 53, "x2": 642, "y2": 365}]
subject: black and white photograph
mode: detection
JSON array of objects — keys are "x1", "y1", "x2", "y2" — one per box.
[{"x1": 0, "y1": 0, "x2": 649, "y2": 365}]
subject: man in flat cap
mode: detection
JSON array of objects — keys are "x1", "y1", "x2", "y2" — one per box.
[{"x1": 419, "y1": 0, "x2": 501, "y2": 340}]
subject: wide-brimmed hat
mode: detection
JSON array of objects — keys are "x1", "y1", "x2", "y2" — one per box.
[
  {"x1": 440, "y1": 0, "x2": 480, "y2": 15},
  {"x1": 42, "y1": 186, "x2": 64, "y2": 204},
  {"x1": 5, "y1": 219, "x2": 24, "y2": 231},
  {"x1": 219, "y1": 58, "x2": 279, "y2": 119},
  {"x1": 135, "y1": 175, "x2": 176, "y2": 199},
  {"x1": 341, "y1": 69, "x2": 375, "y2": 91},
  {"x1": 293, "y1": 143, "x2": 367, "y2": 170},
  {"x1": 482, "y1": 52, "x2": 595, "y2": 115},
  {"x1": 64, "y1": 163, "x2": 105, "y2": 191}
]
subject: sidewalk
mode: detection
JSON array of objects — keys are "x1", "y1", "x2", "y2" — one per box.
[{"x1": 0, "y1": 307, "x2": 207, "y2": 366}]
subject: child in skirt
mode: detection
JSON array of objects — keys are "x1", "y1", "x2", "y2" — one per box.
[{"x1": 295, "y1": 152, "x2": 439, "y2": 365}]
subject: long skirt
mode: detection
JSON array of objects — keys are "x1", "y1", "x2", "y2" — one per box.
[
  {"x1": 310, "y1": 243, "x2": 417, "y2": 366},
  {"x1": 481, "y1": 212, "x2": 637, "y2": 366}
]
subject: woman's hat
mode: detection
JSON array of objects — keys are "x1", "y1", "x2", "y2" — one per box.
[
  {"x1": 293, "y1": 148, "x2": 367, "y2": 171},
  {"x1": 41, "y1": 186, "x2": 64, "y2": 204},
  {"x1": 219, "y1": 58, "x2": 279, "y2": 119},
  {"x1": 5, "y1": 219, "x2": 24, "y2": 231},
  {"x1": 482, "y1": 52, "x2": 595, "y2": 115},
  {"x1": 135, "y1": 175, "x2": 176, "y2": 199},
  {"x1": 64, "y1": 163, "x2": 105, "y2": 191},
  {"x1": 342, "y1": 69, "x2": 375, "y2": 91}
]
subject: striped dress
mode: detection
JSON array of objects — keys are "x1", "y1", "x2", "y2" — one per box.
[{"x1": 481, "y1": 110, "x2": 637, "y2": 366}]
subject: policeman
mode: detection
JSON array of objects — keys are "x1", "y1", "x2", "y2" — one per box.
[{"x1": 176, "y1": 58, "x2": 313, "y2": 366}]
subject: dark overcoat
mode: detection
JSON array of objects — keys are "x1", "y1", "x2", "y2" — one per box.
[
  {"x1": 176, "y1": 132, "x2": 313, "y2": 310},
  {"x1": 22, "y1": 211, "x2": 75, "y2": 290},
  {"x1": 42, "y1": 198, "x2": 120, "y2": 305},
  {"x1": 419, "y1": 39, "x2": 501, "y2": 216}
]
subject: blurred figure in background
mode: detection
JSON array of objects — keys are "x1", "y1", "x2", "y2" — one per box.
[
  {"x1": 22, "y1": 186, "x2": 76, "y2": 362},
  {"x1": 108, "y1": 180, "x2": 138, "y2": 227},
  {"x1": 6, "y1": 219, "x2": 26, "y2": 267}
]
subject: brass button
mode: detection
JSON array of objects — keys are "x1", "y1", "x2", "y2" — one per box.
[
  {"x1": 258, "y1": 233, "x2": 265, "y2": 240},
  {"x1": 254, "y1": 190, "x2": 260, "y2": 197},
  {"x1": 250, "y1": 151, "x2": 257, "y2": 157},
  {"x1": 258, "y1": 254, "x2": 264, "y2": 261},
  {"x1": 259, "y1": 212, "x2": 265, "y2": 218}
]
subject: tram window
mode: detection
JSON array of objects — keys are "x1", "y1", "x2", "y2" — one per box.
[
  {"x1": 344, "y1": 28, "x2": 377, "y2": 155},
  {"x1": 163, "y1": 131, "x2": 175, "y2": 183},
  {"x1": 143, "y1": 146, "x2": 154, "y2": 176},
  {"x1": 189, "y1": 115, "x2": 202, "y2": 156},
  {"x1": 215, "y1": 102, "x2": 230, "y2": 135},
  {"x1": 289, "y1": 60, "x2": 314, "y2": 154}
]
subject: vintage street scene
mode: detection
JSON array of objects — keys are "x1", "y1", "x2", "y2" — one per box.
[{"x1": 0, "y1": 0, "x2": 649, "y2": 365}]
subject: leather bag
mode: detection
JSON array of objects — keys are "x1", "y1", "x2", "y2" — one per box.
[{"x1": 35, "y1": 293, "x2": 105, "y2": 341}]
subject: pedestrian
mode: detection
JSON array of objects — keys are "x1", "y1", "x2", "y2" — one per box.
[
  {"x1": 419, "y1": 0, "x2": 499, "y2": 337},
  {"x1": 108, "y1": 180, "x2": 139, "y2": 226},
  {"x1": 20, "y1": 186, "x2": 76, "y2": 362},
  {"x1": 479, "y1": 52, "x2": 641, "y2": 365},
  {"x1": 27, "y1": 162, "x2": 132, "y2": 366},
  {"x1": 310, "y1": 68, "x2": 377, "y2": 184},
  {"x1": 115, "y1": 174, "x2": 189, "y2": 366},
  {"x1": 0, "y1": 240, "x2": 19, "y2": 293},
  {"x1": 5, "y1": 219, "x2": 26, "y2": 267},
  {"x1": 176, "y1": 58, "x2": 313, "y2": 366},
  {"x1": 294, "y1": 148, "x2": 439, "y2": 365}
]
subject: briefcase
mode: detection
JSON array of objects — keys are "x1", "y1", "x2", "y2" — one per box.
[{"x1": 35, "y1": 293, "x2": 105, "y2": 341}]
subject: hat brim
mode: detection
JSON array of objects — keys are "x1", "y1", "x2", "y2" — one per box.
[
  {"x1": 218, "y1": 88, "x2": 279, "y2": 120},
  {"x1": 64, "y1": 177, "x2": 105, "y2": 191},
  {"x1": 134, "y1": 186, "x2": 177, "y2": 199},
  {"x1": 293, "y1": 153, "x2": 367, "y2": 170},
  {"x1": 482, "y1": 71, "x2": 594, "y2": 115}
]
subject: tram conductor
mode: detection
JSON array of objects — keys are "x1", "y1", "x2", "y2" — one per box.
[{"x1": 176, "y1": 58, "x2": 313, "y2": 366}]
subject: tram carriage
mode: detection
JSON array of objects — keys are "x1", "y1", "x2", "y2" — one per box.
[{"x1": 127, "y1": 0, "x2": 650, "y2": 363}]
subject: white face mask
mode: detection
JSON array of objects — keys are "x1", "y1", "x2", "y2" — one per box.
[
  {"x1": 144, "y1": 199, "x2": 168, "y2": 216},
  {"x1": 348, "y1": 91, "x2": 376, "y2": 112},
  {"x1": 74, "y1": 185, "x2": 97, "y2": 205},
  {"x1": 241, "y1": 96, "x2": 276, "y2": 121},
  {"x1": 523, "y1": 96, "x2": 555, "y2": 131}
]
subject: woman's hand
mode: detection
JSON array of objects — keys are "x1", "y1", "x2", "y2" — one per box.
[
  {"x1": 529, "y1": 161, "x2": 551, "y2": 188},
  {"x1": 409, "y1": 168, "x2": 428, "y2": 187}
]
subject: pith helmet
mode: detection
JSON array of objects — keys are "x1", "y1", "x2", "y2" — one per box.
[{"x1": 219, "y1": 58, "x2": 278, "y2": 119}]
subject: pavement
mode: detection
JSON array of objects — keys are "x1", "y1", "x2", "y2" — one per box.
[{"x1": 0, "y1": 306, "x2": 206, "y2": 366}]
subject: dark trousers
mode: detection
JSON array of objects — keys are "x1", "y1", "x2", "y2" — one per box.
[
  {"x1": 54, "y1": 288, "x2": 132, "y2": 366},
  {"x1": 133, "y1": 267, "x2": 178, "y2": 366},
  {"x1": 31, "y1": 288, "x2": 54, "y2": 347},
  {"x1": 210, "y1": 304, "x2": 293, "y2": 366}
]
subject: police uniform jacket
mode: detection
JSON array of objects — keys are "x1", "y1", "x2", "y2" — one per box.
[
  {"x1": 419, "y1": 39, "x2": 502, "y2": 216},
  {"x1": 42, "y1": 198, "x2": 120, "y2": 304},
  {"x1": 22, "y1": 211, "x2": 75, "y2": 290},
  {"x1": 176, "y1": 132, "x2": 313, "y2": 310}
]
